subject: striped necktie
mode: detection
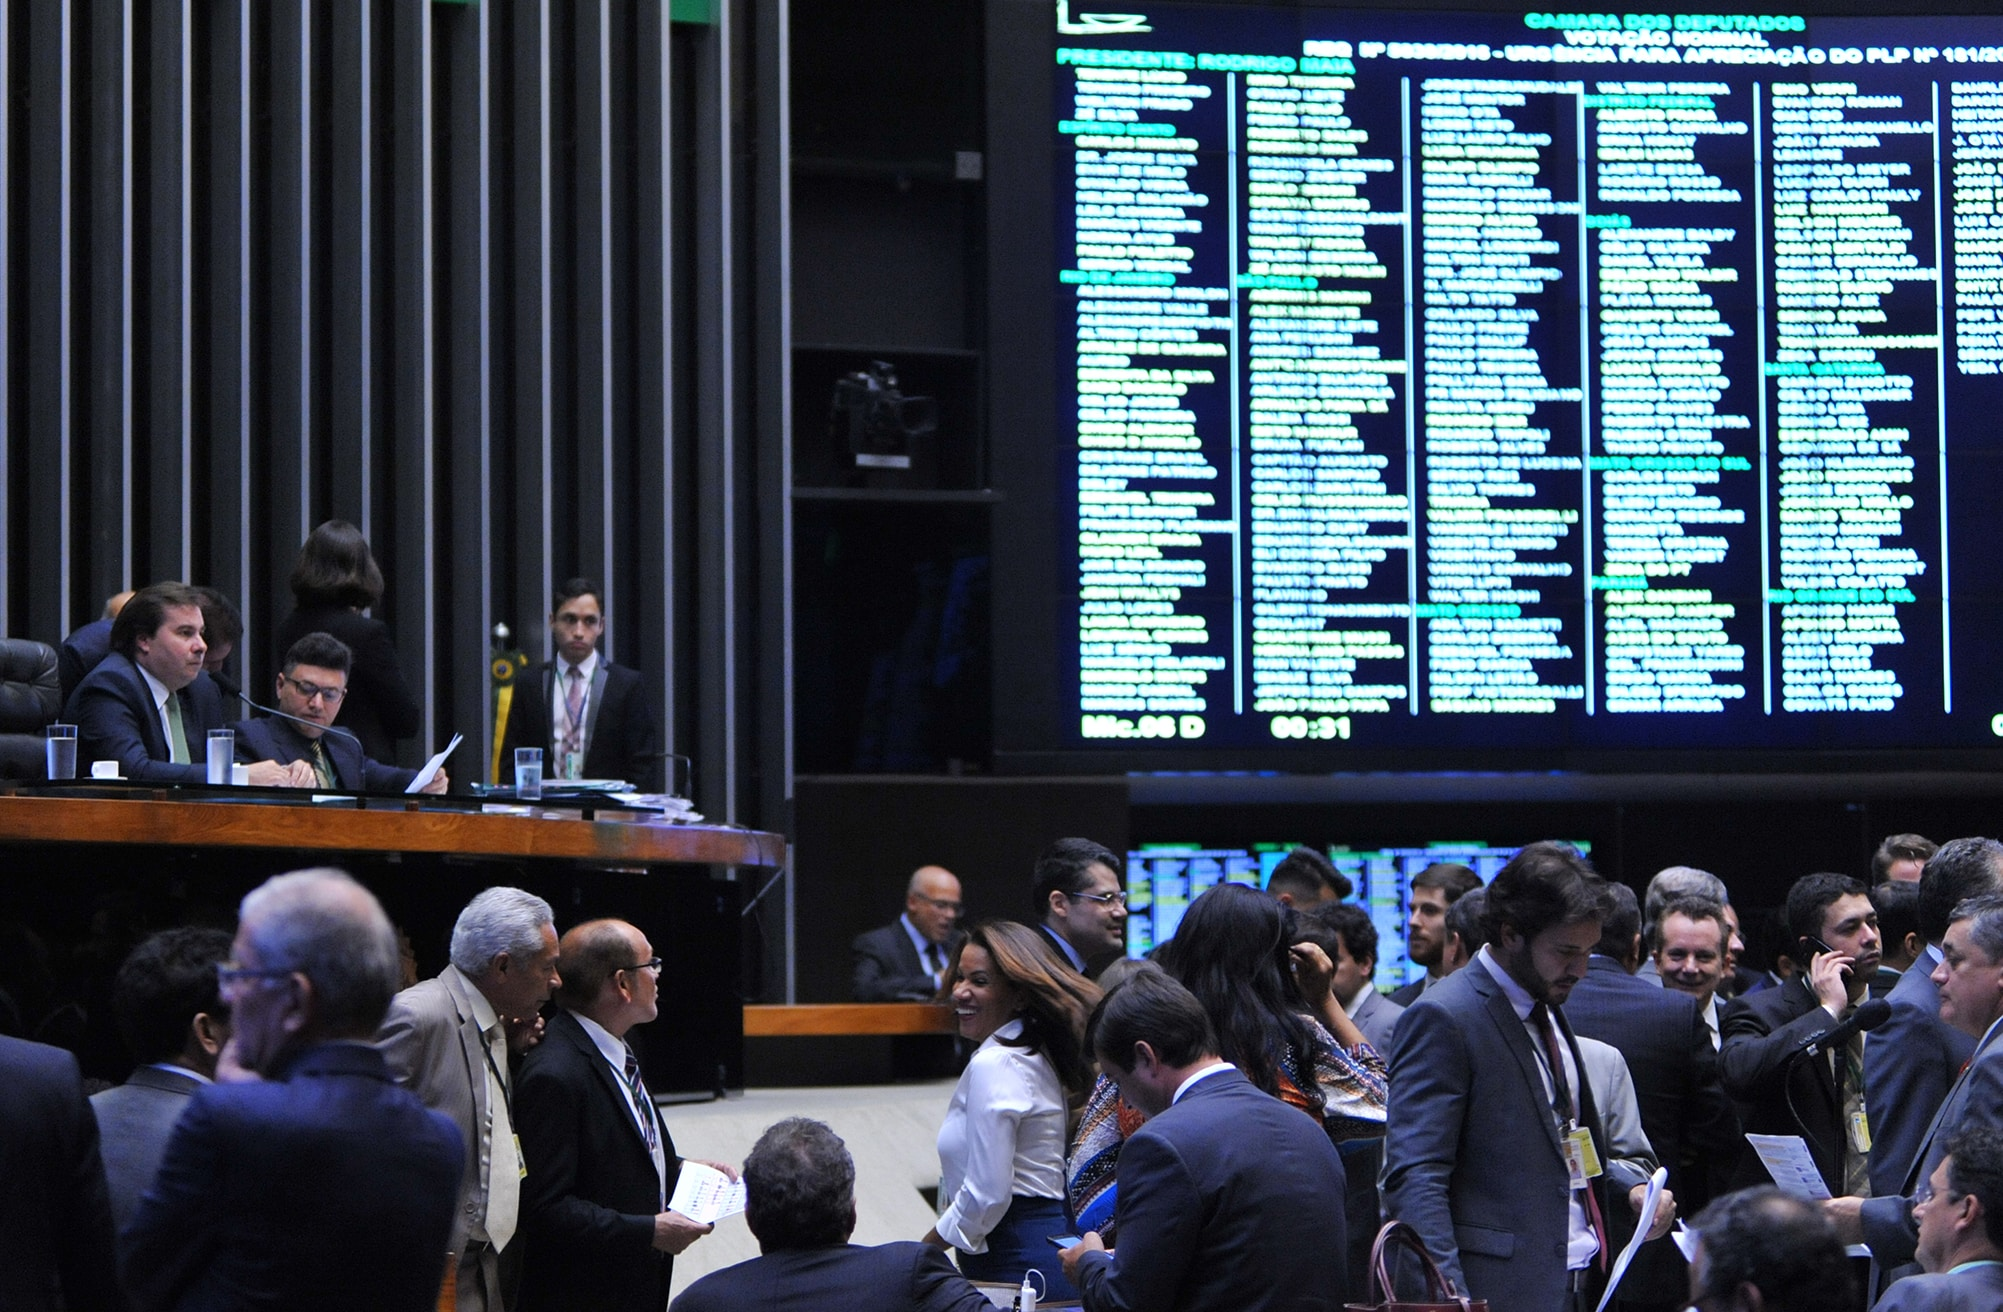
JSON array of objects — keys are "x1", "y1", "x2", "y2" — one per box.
[
  {"x1": 622, "y1": 1043, "x2": 658, "y2": 1152},
  {"x1": 307, "y1": 739, "x2": 335, "y2": 789}
]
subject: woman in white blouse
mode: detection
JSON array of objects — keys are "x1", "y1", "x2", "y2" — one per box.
[{"x1": 923, "y1": 920, "x2": 1101, "y2": 1296}]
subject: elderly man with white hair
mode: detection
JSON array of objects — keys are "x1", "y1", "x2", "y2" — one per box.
[{"x1": 378, "y1": 887, "x2": 563, "y2": 1312}]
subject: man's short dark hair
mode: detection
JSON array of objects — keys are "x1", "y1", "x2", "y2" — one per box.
[
  {"x1": 193, "y1": 587, "x2": 243, "y2": 648},
  {"x1": 1087, "y1": 961, "x2": 1218, "y2": 1071},
  {"x1": 1944, "y1": 1125, "x2": 2003, "y2": 1251},
  {"x1": 1785, "y1": 872, "x2": 1867, "y2": 946},
  {"x1": 112, "y1": 928, "x2": 233, "y2": 1065},
  {"x1": 1918, "y1": 838, "x2": 2003, "y2": 945},
  {"x1": 282, "y1": 632, "x2": 354, "y2": 676},
  {"x1": 1445, "y1": 887, "x2": 1489, "y2": 956},
  {"x1": 742, "y1": 1118, "x2": 855, "y2": 1251},
  {"x1": 1651, "y1": 895, "x2": 1730, "y2": 954},
  {"x1": 1591, "y1": 880, "x2": 1642, "y2": 961},
  {"x1": 1869, "y1": 880, "x2": 1920, "y2": 953},
  {"x1": 1306, "y1": 902, "x2": 1378, "y2": 969},
  {"x1": 110, "y1": 583, "x2": 207, "y2": 658},
  {"x1": 1268, "y1": 847, "x2": 1352, "y2": 902},
  {"x1": 1411, "y1": 861, "x2": 1482, "y2": 902},
  {"x1": 1032, "y1": 837, "x2": 1123, "y2": 919},
  {"x1": 1483, "y1": 842, "x2": 1601, "y2": 945},
  {"x1": 1690, "y1": 1187, "x2": 1854, "y2": 1312},
  {"x1": 553, "y1": 577, "x2": 603, "y2": 612},
  {"x1": 1873, "y1": 832, "x2": 1938, "y2": 883}
]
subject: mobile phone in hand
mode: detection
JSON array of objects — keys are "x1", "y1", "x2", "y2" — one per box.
[{"x1": 1049, "y1": 1235, "x2": 1083, "y2": 1249}]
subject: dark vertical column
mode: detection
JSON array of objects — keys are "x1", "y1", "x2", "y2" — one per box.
[
  {"x1": 27, "y1": 1, "x2": 75, "y2": 642},
  {"x1": 632, "y1": 1, "x2": 676, "y2": 753},
  {"x1": 390, "y1": 0, "x2": 437, "y2": 757},
  {"x1": 507, "y1": 0, "x2": 552, "y2": 665},
  {"x1": 438, "y1": 0, "x2": 493, "y2": 774},
  {"x1": 693, "y1": 3, "x2": 737, "y2": 823},
  {"x1": 145, "y1": 0, "x2": 192, "y2": 586},
  {"x1": 572, "y1": 0, "x2": 613, "y2": 616},
  {"x1": 205, "y1": 0, "x2": 254, "y2": 666},
  {"x1": 266, "y1": 0, "x2": 313, "y2": 559},
  {"x1": 327, "y1": 0, "x2": 372, "y2": 524},
  {"x1": 86, "y1": 0, "x2": 132, "y2": 607}
]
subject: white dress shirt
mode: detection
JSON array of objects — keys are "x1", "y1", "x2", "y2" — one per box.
[
  {"x1": 901, "y1": 914, "x2": 949, "y2": 987},
  {"x1": 571, "y1": 1009, "x2": 668, "y2": 1205},
  {"x1": 934, "y1": 1018, "x2": 1067, "y2": 1253},
  {"x1": 552, "y1": 650, "x2": 600, "y2": 776}
]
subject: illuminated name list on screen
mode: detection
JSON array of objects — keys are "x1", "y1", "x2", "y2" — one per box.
[{"x1": 1057, "y1": 8, "x2": 2003, "y2": 753}]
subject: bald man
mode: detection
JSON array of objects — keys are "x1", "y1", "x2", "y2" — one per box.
[{"x1": 853, "y1": 867, "x2": 965, "y2": 1002}]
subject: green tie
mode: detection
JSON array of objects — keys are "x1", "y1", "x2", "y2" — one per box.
[
  {"x1": 164, "y1": 692, "x2": 190, "y2": 764},
  {"x1": 308, "y1": 740, "x2": 335, "y2": 789}
]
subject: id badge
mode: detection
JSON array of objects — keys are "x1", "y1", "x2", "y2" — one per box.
[
  {"x1": 1849, "y1": 1110, "x2": 1872, "y2": 1155},
  {"x1": 1562, "y1": 1125, "x2": 1604, "y2": 1189},
  {"x1": 560, "y1": 749, "x2": 582, "y2": 780}
]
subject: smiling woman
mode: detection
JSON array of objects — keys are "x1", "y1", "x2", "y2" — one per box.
[{"x1": 926, "y1": 921, "x2": 1101, "y2": 1299}]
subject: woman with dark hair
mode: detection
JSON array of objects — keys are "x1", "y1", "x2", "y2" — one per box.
[
  {"x1": 925, "y1": 920, "x2": 1101, "y2": 1298},
  {"x1": 274, "y1": 520, "x2": 421, "y2": 763},
  {"x1": 1066, "y1": 882, "x2": 1387, "y2": 1238}
]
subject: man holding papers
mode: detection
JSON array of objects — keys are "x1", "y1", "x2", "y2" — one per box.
[{"x1": 234, "y1": 632, "x2": 449, "y2": 793}]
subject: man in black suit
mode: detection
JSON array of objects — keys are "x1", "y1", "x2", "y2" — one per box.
[
  {"x1": 123, "y1": 868, "x2": 464, "y2": 1311},
  {"x1": 0, "y1": 1034, "x2": 125, "y2": 1312},
  {"x1": 234, "y1": 632, "x2": 448, "y2": 793},
  {"x1": 1033, "y1": 837, "x2": 1129, "y2": 976},
  {"x1": 65, "y1": 581, "x2": 296, "y2": 785},
  {"x1": 1720, "y1": 872, "x2": 1882, "y2": 1196},
  {"x1": 1061, "y1": 965, "x2": 1351, "y2": 1311},
  {"x1": 57, "y1": 587, "x2": 134, "y2": 702},
  {"x1": 498, "y1": 578, "x2": 664, "y2": 791},
  {"x1": 671, "y1": 1118, "x2": 991, "y2": 1312},
  {"x1": 1388, "y1": 861, "x2": 1482, "y2": 1006},
  {"x1": 516, "y1": 919, "x2": 733, "y2": 1312},
  {"x1": 1864, "y1": 839, "x2": 2002, "y2": 1201},
  {"x1": 90, "y1": 927, "x2": 234, "y2": 1241},
  {"x1": 1566, "y1": 883, "x2": 1739, "y2": 1311},
  {"x1": 852, "y1": 865, "x2": 965, "y2": 1001}
]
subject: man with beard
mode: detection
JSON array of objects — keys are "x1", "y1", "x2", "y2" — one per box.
[
  {"x1": 1389, "y1": 862, "x2": 1482, "y2": 1006},
  {"x1": 1384, "y1": 843, "x2": 1674, "y2": 1312}
]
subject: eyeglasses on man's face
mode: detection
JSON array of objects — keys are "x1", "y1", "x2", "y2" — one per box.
[
  {"x1": 913, "y1": 894, "x2": 964, "y2": 914},
  {"x1": 215, "y1": 961, "x2": 293, "y2": 999},
  {"x1": 1067, "y1": 889, "x2": 1128, "y2": 908},
  {"x1": 620, "y1": 957, "x2": 664, "y2": 976},
  {"x1": 279, "y1": 673, "x2": 347, "y2": 704}
]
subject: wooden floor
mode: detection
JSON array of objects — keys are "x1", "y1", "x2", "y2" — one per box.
[{"x1": 660, "y1": 1080, "x2": 957, "y2": 1297}]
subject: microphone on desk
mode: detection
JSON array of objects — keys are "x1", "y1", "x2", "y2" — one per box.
[
  {"x1": 210, "y1": 673, "x2": 365, "y2": 749},
  {"x1": 1792, "y1": 997, "x2": 1891, "y2": 1059}
]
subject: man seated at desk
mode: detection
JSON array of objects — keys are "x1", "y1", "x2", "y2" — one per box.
[
  {"x1": 234, "y1": 632, "x2": 448, "y2": 794},
  {"x1": 66, "y1": 581, "x2": 303, "y2": 786}
]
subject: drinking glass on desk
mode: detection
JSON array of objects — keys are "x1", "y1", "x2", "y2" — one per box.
[
  {"x1": 45, "y1": 723, "x2": 77, "y2": 780},
  {"x1": 206, "y1": 729, "x2": 235, "y2": 785},
  {"x1": 514, "y1": 747, "x2": 543, "y2": 802}
]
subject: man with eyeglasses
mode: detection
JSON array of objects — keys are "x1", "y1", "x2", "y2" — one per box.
[
  {"x1": 1871, "y1": 1126, "x2": 2003, "y2": 1311},
  {"x1": 378, "y1": 888, "x2": 562, "y2": 1312},
  {"x1": 515, "y1": 919, "x2": 737, "y2": 1312},
  {"x1": 854, "y1": 865, "x2": 966, "y2": 1001},
  {"x1": 122, "y1": 868, "x2": 463, "y2": 1311},
  {"x1": 497, "y1": 578, "x2": 664, "y2": 791},
  {"x1": 234, "y1": 631, "x2": 448, "y2": 792},
  {"x1": 1033, "y1": 837, "x2": 1130, "y2": 977}
]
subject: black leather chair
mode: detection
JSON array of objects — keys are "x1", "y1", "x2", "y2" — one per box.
[{"x1": 0, "y1": 638, "x2": 60, "y2": 779}]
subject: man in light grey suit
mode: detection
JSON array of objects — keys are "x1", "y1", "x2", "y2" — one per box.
[
  {"x1": 1384, "y1": 844, "x2": 1675, "y2": 1312},
  {"x1": 1871, "y1": 1126, "x2": 2003, "y2": 1312},
  {"x1": 1828, "y1": 894, "x2": 2003, "y2": 1285},
  {"x1": 378, "y1": 888, "x2": 563, "y2": 1312},
  {"x1": 90, "y1": 927, "x2": 234, "y2": 1242}
]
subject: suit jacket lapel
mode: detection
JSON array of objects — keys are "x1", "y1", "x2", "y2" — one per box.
[
  {"x1": 1905, "y1": 1022, "x2": 2002, "y2": 1193},
  {"x1": 582, "y1": 664, "x2": 610, "y2": 752},
  {"x1": 443, "y1": 970, "x2": 493, "y2": 1131},
  {"x1": 559, "y1": 1011, "x2": 658, "y2": 1160},
  {"x1": 1470, "y1": 966, "x2": 1566, "y2": 1159},
  {"x1": 1786, "y1": 979, "x2": 1842, "y2": 1112}
]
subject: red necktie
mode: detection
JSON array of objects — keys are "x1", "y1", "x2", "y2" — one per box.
[{"x1": 1532, "y1": 1002, "x2": 1611, "y2": 1272}]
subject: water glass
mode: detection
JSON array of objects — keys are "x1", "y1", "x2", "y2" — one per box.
[
  {"x1": 514, "y1": 747, "x2": 544, "y2": 802},
  {"x1": 206, "y1": 729, "x2": 235, "y2": 785},
  {"x1": 45, "y1": 723, "x2": 77, "y2": 780}
]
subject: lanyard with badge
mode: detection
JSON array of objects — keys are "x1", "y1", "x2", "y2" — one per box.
[{"x1": 483, "y1": 1035, "x2": 529, "y2": 1181}]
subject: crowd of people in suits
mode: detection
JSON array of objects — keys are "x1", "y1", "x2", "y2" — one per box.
[{"x1": 10, "y1": 826, "x2": 2003, "y2": 1312}]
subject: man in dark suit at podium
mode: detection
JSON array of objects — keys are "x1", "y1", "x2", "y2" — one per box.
[
  {"x1": 498, "y1": 579, "x2": 663, "y2": 791},
  {"x1": 671, "y1": 1118, "x2": 991, "y2": 1312},
  {"x1": 234, "y1": 632, "x2": 447, "y2": 794},
  {"x1": 853, "y1": 866, "x2": 964, "y2": 1001}
]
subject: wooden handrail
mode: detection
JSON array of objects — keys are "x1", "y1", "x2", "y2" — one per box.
[{"x1": 742, "y1": 1003, "x2": 956, "y2": 1037}]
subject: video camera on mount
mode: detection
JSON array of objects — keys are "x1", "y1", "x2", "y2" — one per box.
[{"x1": 829, "y1": 360, "x2": 938, "y2": 473}]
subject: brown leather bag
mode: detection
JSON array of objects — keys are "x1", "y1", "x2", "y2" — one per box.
[{"x1": 1345, "y1": 1221, "x2": 1490, "y2": 1312}]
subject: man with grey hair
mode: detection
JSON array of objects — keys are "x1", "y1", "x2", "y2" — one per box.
[
  {"x1": 123, "y1": 868, "x2": 463, "y2": 1311},
  {"x1": 1828, "y1": 892, "x2": 2003, "y2": 1286},
  {"x1": 671, "y1": 1118, "x2": 993, "y2": 1312},
  {"x1": 1638, "y1": 865, "x2": 1731, "y2": 985},
  {"x1": 379, "y1": 887, "x2": 562, "y2": 1312}
]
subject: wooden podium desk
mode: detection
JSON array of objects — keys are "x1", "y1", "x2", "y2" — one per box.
[{"x1": 0, "y1": 790, "x2": 784, "y2": 1095}]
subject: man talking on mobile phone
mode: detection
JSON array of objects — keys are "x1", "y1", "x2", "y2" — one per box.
[{"x1": 1719, "y1": 873, "x2": 1882, "y2": 1196}]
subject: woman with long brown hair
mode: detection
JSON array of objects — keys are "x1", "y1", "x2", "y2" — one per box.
[{"x1": 924, "y1": 920, "x2": 1101, "y2": 1297}]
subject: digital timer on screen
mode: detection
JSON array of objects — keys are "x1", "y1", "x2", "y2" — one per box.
[{"x1": 1046, "y1": 5, "x2": 2003, "y2": 757}]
